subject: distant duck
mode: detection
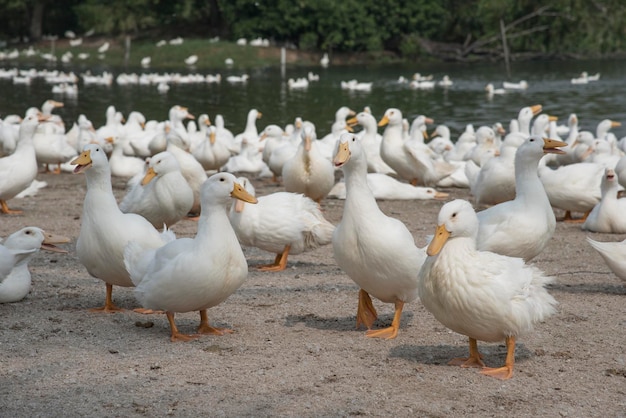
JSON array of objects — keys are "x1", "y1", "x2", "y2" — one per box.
[
  {"x1": 226, "y1": 74, "x2": 249, "y2": 83},
  {"x1": 184, "y1": 54, "x2": 198, "y2": 66},
  {"x1": 229, "y1": 176, "x2": 335, "y2": 271},
  {"x1": 485, "y1": 83, "x2": 506, "y2": 96},
  {"x1": 503, "y1": 80, "x2": 529, "y2": 90},
  {"x1": 320, "y1": 52, "x2": 329, "y2": 68},
  {"x1": 224, "y1": 58, "x2": 234, "y2": 66},
  {"x1": 287, "y1": 77, "x2": 309, "y2": 89},
  {"x1": 438, "y1": 75, "x2": 453, "y2": 87},
  {"x1": 97, "y1": 42, "x2": 110, "y2": 54},
  {"x1": 0, "y1": 227, "x2": 69, "y2": 303},
  {"x1": 140, "y1": 56, "x2": 151, "y2": 68}
]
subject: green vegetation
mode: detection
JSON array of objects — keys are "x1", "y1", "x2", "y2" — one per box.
[{"x1": 1, "y1": 0, "x2": 626, "y2": 63}]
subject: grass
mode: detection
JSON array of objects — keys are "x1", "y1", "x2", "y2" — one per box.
[{"x1": 5, "y1": 37, "x2": 322, "y2": 71}]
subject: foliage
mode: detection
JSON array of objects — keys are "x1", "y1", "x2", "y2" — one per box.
[{"x1": 0, "y1": 0, "x2": 625, "y2": 59}]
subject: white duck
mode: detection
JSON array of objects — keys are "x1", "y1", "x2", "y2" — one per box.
[
  {"x1": 33, "y1": 119, "x2": 77, "y2": 173},
  {"x1": 471, "y1": 133, "x2": 525, "y2": 206},
  {"x1": 229, "y1": 176, "x2": 335, "y2": 271},
  {"x1": 265, "y1": 120, "x2": 301, "y2": 181},
  {"x1": 282, "y1": 124, "x2": 335, "y2": 203},
  {"x1": 348, "y1": 111, "x2": 395, "y2": 175},
  {"x1": 0, "y1": 227, "x2": 69, "y2": 303},
  {"x1": 259, "y1": 124, "x2": 290, "y2": 181},
  {"x1": 119, "y1": 151, "x2": 194, "y2": 228},
  {"x1": 332, "y1": 133, "x2": 426, "y2": 339},
  {"x1": 108, "y1": 135, "x2": 146, "y2": 178},
  {"x1": 539, "y1": 159, "x2": 604, "y2": 223},
  {"x1": 165, "y1": 123, "x2": 208, "y2": 216},
  {"x1": 328, "y1": 172, "x2": 449, "y2": 201},
  {"x1": 476, "y1": 135, "x2": 567, "y2": 261},
  {"x1": 379, "y1": 108, "x2": 455, "y2": 186},
  {"x1": 234, "y1": 108, "x2": 262, "y2": 149},
  {"x1": 586, "y1": 237, "x2": 626, "y2": 281},
  {"x1": 71, "y1": 144, "x2": 174, "y2": 312},
  {"x1": 124, "y1": 172, "x2": 257, "y2": 341},
  {"x1": 188, "y1": 115, "x2": 227, "y2": 172},
  {"x1": 0, "y1": 114, "x2": 43, "y2": 214},
  {"x1": 418, "y1": 199, "x2": 557, "y2": 380},
  {"x1": 582, "y1": 168, "x2": 626, "y2": 233}
]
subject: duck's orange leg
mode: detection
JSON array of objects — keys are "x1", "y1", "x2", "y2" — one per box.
[
  {"x1": 89, "y1": 284, "x2": 124, "y2": 313},
  {"x1": 365, "y1": 300, "x2": 404, "y2": 340},
  {"x1": 0, "y1": 200, "x2": 22, "y2": 214},
  {"x1": 481, "y1": 336, "x2": 515, "y2": 380},
  {"x1": 197, "y1": 309, "x2": 234, "y2": 335},
  {"x1": 167, "y1": 311, "x2": 199, "y2": 342},
  {"x1": 258, "y1": 245, "x2": 290, "y2": 272},
  {"x1": 448, "y1": 337, "x2": 486, "y2": 368},
  {"x1": 356, "y1": 289, "x2": 378, "y2": 330}
]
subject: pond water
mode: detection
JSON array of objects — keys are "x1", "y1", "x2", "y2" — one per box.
[{"x1": 1, "y1": 58, "x2": 625, "y2": 140}]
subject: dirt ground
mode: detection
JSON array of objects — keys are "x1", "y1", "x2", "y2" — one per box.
[{"x1": 1, "y1": 170, "x2": 625, "y2": 418}]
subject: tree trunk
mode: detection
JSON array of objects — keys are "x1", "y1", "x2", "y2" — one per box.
[{"x1": 29, "y1": 0, "x2": 45, "y2": 41}]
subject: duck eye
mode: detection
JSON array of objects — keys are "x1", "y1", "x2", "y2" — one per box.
[
  {"x1": 25, "y1": 230, "x2": 32, "y2": 234},
  {"x1": 452, "y1": 212, "x2": 457, "y2": 218}
]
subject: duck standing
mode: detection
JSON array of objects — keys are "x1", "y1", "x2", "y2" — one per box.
[
  {"x1": 72, "y1": 144, "x2": 174, "y2": 312},
  {"x1": 332, "y1": 133, "x2": 425, "y2": 339},
  {"x1": 282, "y1": 123, "x2": 335, "y2": 203},
  {"x1": 476, "y1": 135, "x2": 567, "y2": 261},
  {"x1": 229, "y1": 176, "x2": 335, "y2": 271},
  {"x1": 419, "y1": 199, "x2": 557, "y2": 379},
  {"x1": 0, "y1": 114, "x2": 44, "y2": 214},
  {"x1": 124, "y1": 173, "x2": 257, "y2": 341}
]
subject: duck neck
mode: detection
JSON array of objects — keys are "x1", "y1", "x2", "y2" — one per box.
[
  {"x1": 197, "y1": 203, "x2": 238, "y2": 246},
  {"x1": 84, "y1": 168, "x2": 119, "y2": 209},
  {"x1": 343, "y1": 159, "x2": 379, "y2": 213},
  {"x1": 515, "y1": 155, "x2": 546, "y2": 201}
]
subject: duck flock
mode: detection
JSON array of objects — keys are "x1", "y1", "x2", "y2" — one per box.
[{"x1": 1, "y1": 94, "x2": 625, "y2": 381}]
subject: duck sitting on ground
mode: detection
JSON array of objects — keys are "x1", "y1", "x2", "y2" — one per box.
[
  {"x1": 229, "y1": 176, "x2": 335, "y2": 271},
  {"x1": 419, "y1": 199, "x2": 557, "y2": 380},
  {"x1": 0, "y1": 227, "x2": 69, "y2": 303}
]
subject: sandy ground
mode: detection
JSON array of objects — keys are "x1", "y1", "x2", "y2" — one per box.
[{"x1": 1, "y1": 170, "x2": 625, "y2": 418}]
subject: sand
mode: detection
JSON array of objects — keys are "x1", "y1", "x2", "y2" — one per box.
[{"x1": 1, "y1": 171, "x2": 625, "y2": 417}]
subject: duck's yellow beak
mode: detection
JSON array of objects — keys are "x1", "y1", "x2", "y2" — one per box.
[
  {"x1": 427, "y1": 224, "x2": 450, "y2": 256},
  {"x1": 41, "y1": 231, "x2": 70, "y2": 253},
  {"x1": 530, "y1": 104, "x2": 543, "y2": 115},
  {"x1": 71, "y1": 149, "x2": 92, "y2": 174},
  {"x1": 141, "y1": 167, "x2": 157, "y2": 185},
  {"x1": 378, "y1": 115, "x2": 389, "y2": 127},
  {"x1": 542, "y1": 137, "x2": 568, "y2": 154},
  {"x1": 333, "y1": 141, "x2": 350, "y2": 168},
  {"x1": 231, "y1": 183, "x2": 257, "y2": 204}
]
